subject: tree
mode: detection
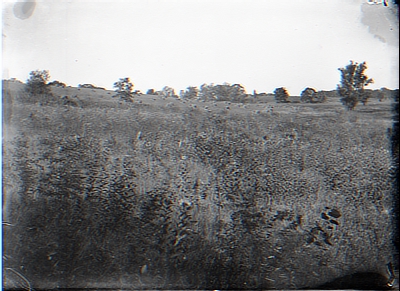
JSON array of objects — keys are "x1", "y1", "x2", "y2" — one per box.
[
  {"x1": 198, "y1": 83, "x2": 247, "y2": 102},
  {"x1": 198, "y1": 83, "x2": 215, "y2": 101},
  {"x1": 26, "y1": 70, "x2": 51, "y2": 95},
  {"x1": 160, "y1": 86, "x2": 177, "y2": 98},
  {"x1": 337, "y1": 61, "x2": 374, "y2": 110},
  {"x1": 274, "y1": 87, "x2": 289, "y2": 103},
  {"x1": 181, "y1": 86, "x2": 199, "y2": 99},
  {"x1": 113, "y1": 77, "x2": 134, "y2": 102}
]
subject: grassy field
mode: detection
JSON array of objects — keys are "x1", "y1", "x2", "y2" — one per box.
[{"x1": 2, "y1": 80, "x2": 398, "y2": 289}]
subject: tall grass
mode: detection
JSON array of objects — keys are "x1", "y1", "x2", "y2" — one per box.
[{"x1": 3, "y1": 96, "x2": 396, "y2": 289}]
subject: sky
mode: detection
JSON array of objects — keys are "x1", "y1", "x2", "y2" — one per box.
[{"x1": 2, "y1": 0, "x2": 399, "y2": 95}]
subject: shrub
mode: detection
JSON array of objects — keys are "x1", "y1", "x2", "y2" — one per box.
[
  {"x1": 274, "y1": 87, "x2": 289, "y2": 103},
  {"x1": 48, "y1": 80, "x2": 66, "y2": 88},
  {"x1": 199, "y1": 83, "x2": 246, "y2": 102},
  {"x1": 300, "y1": 87, "x2": 316, "y2": 103},
  {"x1": 301, "y1": 88, "x2": 327, "y2": 103},
  {"x1": 78, "y1": 84, "x2": 105, "y2": 90}
]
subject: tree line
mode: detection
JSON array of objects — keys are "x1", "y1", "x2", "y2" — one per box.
[{"x1": 22, "y1": 61, "x2": 393, "y2": 111}]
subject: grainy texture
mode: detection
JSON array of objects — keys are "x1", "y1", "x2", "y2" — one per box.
[{"x1": 3, "y1": 80, "x2": 398, "y2": 290}]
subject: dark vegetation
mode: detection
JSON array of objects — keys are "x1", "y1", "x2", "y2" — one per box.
[
  {"x1": 180, "y1": 86, "x2": 199, "y2": 100},
  {"x1": 78, "y1": 83, "x2": 106, "y2": 90},
  {"x1": 337, "y1": 61, "x2": 374, "y2": 110},
  {"x1": 197, "y1": 83, "x2": 247, "y2": 102},
  {"x1": 112, "y1": 77, "x2": 135, "y2": 102},
  {"x1": 2, "y1": 62, "x2": 399, "y2": 289},
  {"x1": 273, "y1": 87, "x2": 290, "y2": 103},
  {"x1": 300, "y1": 87, "x2": 327, "y2": 104},
  {"x1": 25, "y1": 69, "x2": 51, "y2": 95},
  {"x1": 48, "y1": 80, "x2": 67, "y2": 88}
]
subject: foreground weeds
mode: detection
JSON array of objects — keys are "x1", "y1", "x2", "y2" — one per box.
[{"x1": 3, "y1": 100, "x2": 396, "y2": 289}]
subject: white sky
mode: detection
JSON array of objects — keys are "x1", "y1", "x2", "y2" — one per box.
[{"x1": 2, "y1": 0, "x2": 399, "y2": 95}]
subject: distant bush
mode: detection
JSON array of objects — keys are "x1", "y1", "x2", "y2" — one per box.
[
  {"x1": 25, "y1": 70, "x2": 51, "y2": 95},
  {"x1": 78, "y1": 84, "x2": 105, "y2": 90},
  {"x1": 300, "y1": 87, "x2": 316, "y2": 103},
  {"x1": 8, "y1": 78, "x2": 23, "y2": 83},
  {"x1": 300, "y1": 87, "x2": 327, "y2": 103},
  {"x1": 133, "y1": 90, "x2": 143, "y2": 96},
  {"x1": 199, "y1": 83, "x2": 246, "y2": 102},
  {"x1": 274, "y1": 87, "x2": 289, "y2": 103},
  {"x1": 146, "y1": 89, "x2": 155, "y2": 95},
  {"x1": 48, "y1": 80, "x2": 67, "y2": 88}
]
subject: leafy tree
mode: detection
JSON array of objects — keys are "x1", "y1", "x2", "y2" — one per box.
[
  {"x1": 198, "y1": 83, "x2": 246, "y2": 102},
  {"x1": 113, "y1": 77, "x2": 134, "y2": 102},
  {"x1": 274, "y1": 87, "x2": 289, "y2": 103},
  {"x1": 181, "y1": 86, "x2": 199, "y2": 99},
  {"x1": 337, "y1": 61, "x2": 374, "y2": 110},
  {"x1": 161, "y1": 86, "x2": 177, "y2": 98},
  {"x1": 216, "y1": 83, "x2": 246, "y2": 102},
  {"x1": 25, "y1": 70, "x2": 51, "y2": 95},
  {"x1": 199, "y1": 83, "x2": 215, "y2": 101},
  {"x1": 146, "y1": 89, "x2": 155, "y2": 95}
]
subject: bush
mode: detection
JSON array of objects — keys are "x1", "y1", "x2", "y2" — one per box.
[
  {"x1": 300, "y1": 87, "x2": 316, "y2": 103},
  {"x1": 78, "y1": 84, "x2": 105, "y2": 90},
  {"x1": 274, "y1": 87, "x2": 289, "y2": 103},
  {"x1": 48, "y1": 80, "x2": 66, "y2": 88},
  {"x1": 301, "y1": 88, "x2": 327, "y2": 103},
  {"x1": 199, "y1": 83, "x2": 247, "y2": 102}
]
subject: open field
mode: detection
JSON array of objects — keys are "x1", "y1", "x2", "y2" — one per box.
[{"x1": 2, "y1": 80, "x2": 398, "y2": 289}]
